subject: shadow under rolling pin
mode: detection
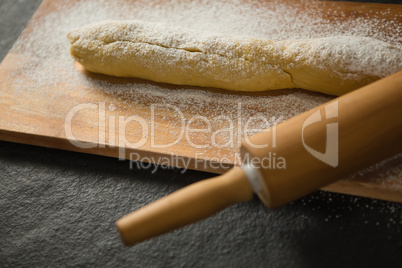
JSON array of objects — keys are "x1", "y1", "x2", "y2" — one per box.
[{"x1": 116, "y1": 71, "x2": 402, "y2": 246}]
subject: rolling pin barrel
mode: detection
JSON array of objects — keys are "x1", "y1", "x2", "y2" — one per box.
[{"x1": 241, "y1": 71, "x2": 402, "y2": 208}]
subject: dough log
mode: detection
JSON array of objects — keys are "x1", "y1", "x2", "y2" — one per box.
[{"x1": 67, "y1": 20, "x2": 402, "y2": 96}]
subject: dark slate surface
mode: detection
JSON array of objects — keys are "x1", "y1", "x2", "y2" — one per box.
[{"x1": 0, "y1": 1, "x2": 401, "y2": 267}]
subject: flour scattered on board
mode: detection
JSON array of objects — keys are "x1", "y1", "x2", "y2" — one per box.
[{"x1": 6, "y1": 0, "x2": 402, "y2": 186}]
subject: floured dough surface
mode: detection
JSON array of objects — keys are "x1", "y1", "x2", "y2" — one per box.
[{"x1": 68, "y1": 20, "x2": 402, "y2": 96}]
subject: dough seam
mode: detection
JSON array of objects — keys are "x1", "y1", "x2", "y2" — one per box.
[
  {"x1": 280, "y1": 69, "x2": 295, "y2": 87},
  {"x1": 96, "y1": 39, "x2": 255, "y2": 64}
]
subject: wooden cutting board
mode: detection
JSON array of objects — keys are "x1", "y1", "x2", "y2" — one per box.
[{"x1": 0, "y1": 0, "x2": 401, "y2": 202}]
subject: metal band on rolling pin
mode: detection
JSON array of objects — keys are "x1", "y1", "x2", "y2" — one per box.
[{"x1": 242, "y1": 164, "x2": 264, "y2": 196}]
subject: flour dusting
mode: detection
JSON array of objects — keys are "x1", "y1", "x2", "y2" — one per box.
[{"x1": 5, "y1": 0, "x2": 402, "y2": 185}]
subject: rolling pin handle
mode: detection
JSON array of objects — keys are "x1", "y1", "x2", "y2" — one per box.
[{"x1": 115, "y1": 167, "x2": 253, "y2": 246}]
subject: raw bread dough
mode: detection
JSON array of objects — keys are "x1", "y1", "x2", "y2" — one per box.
[{"x1": 67, "y1": 20, "x2": 402, "y2": 96}]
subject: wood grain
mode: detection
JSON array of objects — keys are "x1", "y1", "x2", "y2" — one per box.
[{"x1": 0, "y1": 0, "x2": 401, "y2": 203}]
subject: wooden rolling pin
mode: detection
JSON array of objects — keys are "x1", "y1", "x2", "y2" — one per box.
[{"x1": 116, "y1": 71, "x2": 402, "y2": 246}]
